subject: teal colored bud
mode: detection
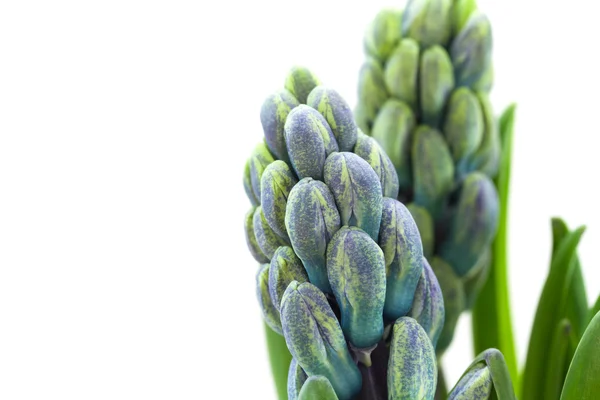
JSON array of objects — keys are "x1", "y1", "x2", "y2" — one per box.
[
  {"x1": 379, "y1": 198, "x2": 424, "y2": 321},
  {"x1": 269, "y1": 246, "x2": 308, "y2": 312},
  {"x1": 364, "y1": 9, "x2": 403, "y2": 61},
  {"x1": 244, "y1": 208, "x2": 269, "y2": 264},
  {"x1": 243, "y1": 159, "x2": 259, "y2": 206},
  {"x1": 324, "y1": 152, "x2": 383, "y2": 242},
  {"x1": 260, "y1": 89, "x2": 299, "y2": 162},
  {"x1": 327, "y1": 226, "x2": 386, "y2": 349},
  {"x1": 406, "y1": 203, "x2": 434, "y2": 259},
  {"x1": 281, "y1": 281, "x2": 362, "y2": 400},
  {"x1": 249, "y1": 142, "x2": 276, "y2": 202},
  {"x1": 409, "y1": 258, "x2": 445, "y2": 347},
  {"x1": 261, "y1": 161, "x2": 298, "y2": 241},
  {"x1": 388, "y1": 317, "x2": 437, "y2": 400},
  {"x1": 253, "y1": 206, "x2": 289, "y2": 260},
  {"x1": 298, "y1": 376, "x2": 340, "y2": 400},
  {"x1": 285, "y1": 104, "x2": 339, "y2": 181},
  {"x1": 448, "y1": 363, "x2": 492, "y2": 399},
  {"x1": 439, "y1": 172, "x2": 499, "y2": 277},
  {"x1": 288, "y1": 358, "x2": 308, "y2": 400},
  {"x1": 256, "y1": 264, "x2": 282, "y2": 334},
  {"x1": 451, "y1": 0, "x2": 477, "y2": 35},
  {"x1": 420, "y1": 45, "x2": 455, "y2": 128},
  {"x1": 285, "y1": 66, "x2": 320, "y2": 104},
  {"x1": 371, "y1": 99, "x2": 415, "y2": 190},
  {"x1": 444, "y1": 87, "x2": 484, "y2": 175},
  {"x1": 463, "y1": 247, "x2": 491, "y2": 309},
  {"x1": 430, "y1": 257, "x2": 465, "y2": 354},
  {"x1": 307, "y1": 86, "x2": 358, "y2": 152},
  {"x1": 285, "y1": 178, "x2": 341, "y2": 293},
  {"x1": 402, "y1": 0, "x2": 453, "y2": 48},
  {"x1": 468, "y1": 92, "x2": 500, "y2": 177},
  {"x1": 384, "y1": 38, "x2": 420, "y2": 111},
  {"x1": 358, "y1": 58, "x2": 388, "y2": 126},
  {"x1": 450, "y1": 12, "x2": 492, "y2": 88},
  {"x1": 412, "y1": 126, "x2": 455, "y2": 220},
  {"x1": 354, "y1": 131, "x2": 400, "y2": 199}
]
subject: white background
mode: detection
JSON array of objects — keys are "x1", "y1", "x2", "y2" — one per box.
[{"x1": 1, "y1": 0, "x2": 598, "y2": 398}]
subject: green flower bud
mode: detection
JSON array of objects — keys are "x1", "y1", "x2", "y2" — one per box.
[
  {"x1": 260, "y1": 89, "x2": 299, "y2": 162},
  {"x1": 468, "y1": 92, "x2": 500, "y2": 177},
  {"x1": 384, "y1": 38, "x2": 420, "y2": 110},
  {"x1": 285, "y1": 105, "x2": 339, "y2": 181},
  {"x1": 439, "y1": 172, "x2": 499, "y2": 277},
  {"x1": 388, "y1": 317, "x2": 437, "y2": 400},
  {"x1": 451, "y1": 0, "x2": 477, "y2": 35},
  {"x1": 409, "y1": 258, "x2": 445, "y2": 347},
  {"x1": 327, "y1": 226, "x2": 386, "y2": 349},
  {"x1": 354, "y1": 131, "x2": 400, "y2": 199},
  {"x1": 448, "y1": 363, "x2": 492, "y2": 399},
  {"x1": 444, "y1": 87, "x2": 484, "y2": 175},
  {"x1": 298, "y1": 376, "x2": 340, "y2": 400},
  {"x1": 371, "y1": 99, "x2": 415, "y2": 190},
  {"x1": 472, "y1": 63, "x2": 494, "y2": 93},
  {"x1": 412, "y1": 126, "x2": 455, "y2": 220},
  {"x1": 406, "y1": 203, "x2": 434, "y2": 259},
  {"x1": 243, "y1": 159, "x2": 260, "y2": 206},
  {"x1": 358, "y1": 58, "x2": 388, "y2": 127},
  {"x1": 364, "y1": 9, "x2": 403, "y2": 61},
  {"x1": 256, "y1": 264, "x2": 282, "y2": 334},
  {"x1": 402, "y1": 0, "x2": 453, "y2": 48},
  {"x1": 354, "y1": 103, "x2": 371, "y2": 135},
  {"x1": 430, "y1": 257, "x2": 465, "y2": 354},
  {"x1": 253, "y1": 206, "x2": 289, "y2": 260},
  {"x1": 379, "y1": 198, "x2": 424, "y2": 321},
  {"x1": 463, "y1": 247, "x2": 491, "y2": 309},
  {"x1": 420, "y1": 45, "x2": 455, "y2": 128},
  {"x1": 261, "y1": 161, "x2": 298, "y2": 241},
  {"x1": 269, "y1": 246, "x2": 308, "y2": 312},
  {"x1": 285, "y1": 178, "x2": 341, "y2": 293},
  {"x1": 281, "y1": 281, "x2": 362, "y2": 400},
  {"x1": 450, "y1": 12, "x2": 492, "y2": 88},
  {"x1": 244, "y1": 208, "x2": 269, "y2": 264},
  {"x1": 285, "y1": 66, "x2": 320, "y2": 104},
  {"x1": 307, "y1": 86, "x2": 358, "y2": 152},
  {"x1": 249, "y1": 142, "x2": 276, "y2": 202},
  {"x1": 288, "y1": 358, "x2": 308, "y2": 400},
  {"x1": 324, "y1": 152, "x2": 383, "y2": 242}
]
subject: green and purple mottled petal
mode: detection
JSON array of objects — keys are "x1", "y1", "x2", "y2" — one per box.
[
  {"x1": 257, "y1": 264, "x2": 282, "y2": 335},
  {"x1": 260, "y1": 89, "x2": 299, "y2": 162},
  {"x1": 384, "y1": 38, "x2": 420, "y2": 111},
  {"x1": 406, "y1": 203, "x2": 434, "y2": 259},
  {"x1": 261, "y1": 161, "x2": 298, "y2": 241},
  {"x1": 249, "y1": 142, "x2": 276, "y2": 202},
  {"x1": 354, "y1": 131, "x2": 400, "y2": 198},
  {"x1": 243, "y1": 159, "x2": 260, "y2": 206},
  {"x1": 371, "y1": 99, "x2": 415, "y2": 190},
  {"x1": 284, "y1": 105, "x2": 339, "y2": 181},
  {"x1": 269, "y1": 246, "x2": 308, "y2": 312},
  {"x1": 402, "y1": 0, "x2": 453, "y2": 48},
  {"x1": 288, "y1": 358, "x2": 308, "y2": 400},
  {"x1": 472, "y1": 63, "x2": 494, "y2": 93},
  {"x1": 379, "y1": 198, "x2": 424, "y2": 321},
  {"x1": 307, "y1": 86, "x2": 358, "y2": 152},
  {"x1": 364, "y1": 9, "x2": 403, "y2": 61},
  {"x1": 253, "y1": 206, "x2": 289, "y2": 260},
  {"x1": 439, "y1": 172, "x2": 499, "y2": 277},
  {"x1": 285, "y1": 67, "x2": 320, "y2": 104},
  {"x1": 420, "y1": 45, "x2": 454, "y2": 128},
  {"x1": 358, "y1": 58, "x2": 388, "y2": 128},
  {"x1": 431, "y1": 257, "x2": 465, "y2": 354},
  {"x1": 451, "y1": 0, "x2": 477, "y2": 35},
  {"x1": 298, "y1": 376, "x2": 340, "y2": 400},
  {"x1": 409, "y1": 258, "x2": 445, "y2": 347},
  {"x1": 450, "y1": 12, "x2": 492, "y2": 88},
  {"x1": 463, "y1": 247, "x2": 491, "y2": 309},
  {"x1": 388, "y1": 317, "x2": 437, "y2": 400},
  {"x1": 285, "y1": 178, "x2": 341, "y2": 293},
  {"x1": 280, "y1": 281, "x2": 362, "y2": 400},
  {"x1": 448, "y1": 362, "x2": 492, "y2": 400},
  {"x1": 244, "y1": 208, "x2": 269, "y2": 264},
  {"x1": 327, "y1": 226, "x2": 386, "y2": 349},
  {"x1": 468, "y1": 92, "x2": 500, "y2": 177},
  {"x1": 412, "y1": 126, "x2": 455, "y2": 220},
  {"x1": 324, "y1": 152, "x2": 383, "y2": 242}
]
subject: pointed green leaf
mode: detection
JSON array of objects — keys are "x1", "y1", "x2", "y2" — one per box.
[
  {"x1": 265, "y1": 323, "x2": 293, "y2": 400},
  {"x1": 544, "y1": 319, "x2": 578, "y2": 400}
]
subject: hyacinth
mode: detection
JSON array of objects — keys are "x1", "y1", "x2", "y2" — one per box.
[
  {"x1": 356, "y1": 0, "x2": 500, "y2": 353},
  {"x1": 243, "y1": 67, "x2": 514, "y2": 399}
]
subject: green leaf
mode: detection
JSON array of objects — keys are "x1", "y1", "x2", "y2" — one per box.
[
  {"x1": 265, "y1": 323, "x2": 293, "y2": 400},
  {"x1": 543, "y1": 319, "x2": 578, "y2": 400},
  {"x1": 471, "y1": 104, "x2": 518, "y2": 383},
  {"x1": 298, "y1": 376, "x2": 339, "y2": 400},
  {"x1": 560, "y1": 311, "x2": 600, "y2": 399},
  {"x1": 521, "y1": 226, "x2": 586, "y2": 400},
  {"x1": 588, "y1": 295, "x2": 600, "y2": 326}
]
